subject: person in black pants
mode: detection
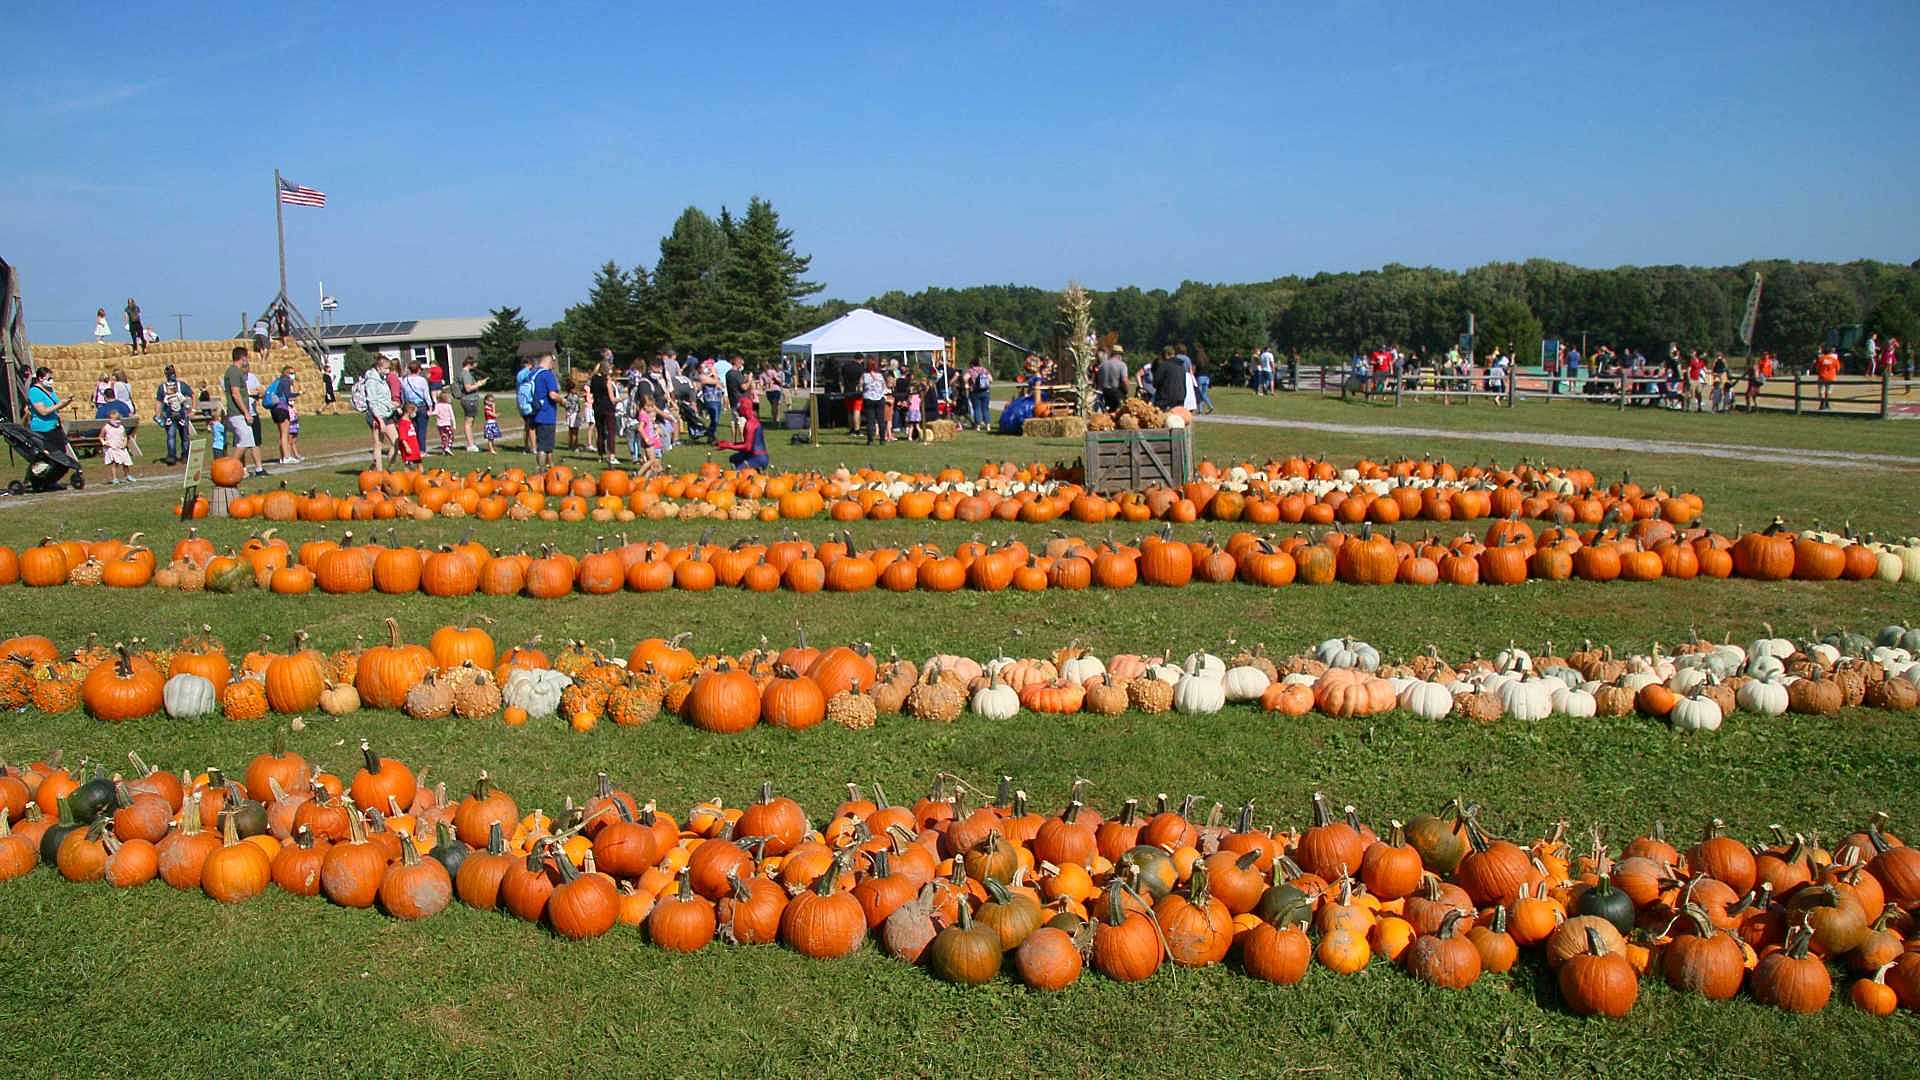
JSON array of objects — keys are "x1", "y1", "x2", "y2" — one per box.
[{"x1": 589, "y1": 351, "x2": 619, "y2": 465}]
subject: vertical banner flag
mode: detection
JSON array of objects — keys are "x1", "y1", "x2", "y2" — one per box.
[{"x1": 1740, "y1": 272, "x2": 1764, "y2": 348}]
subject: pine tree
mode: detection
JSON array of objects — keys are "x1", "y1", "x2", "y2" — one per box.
[
  {"x1": 653, "y1": 208, "x2": 730, "y2": 352},
  {"x1": 713, "y1": 196, "x2": 821, "y2": 360},
  {"x1": 628, "y1": 264, "x2": 669, "y2": 357},
  {"x1": 563, "y1": 261, "x2": 642, "y2": 360},
  {"x1": 476, "y1": 305, "x2": 530, "y2": 384}
]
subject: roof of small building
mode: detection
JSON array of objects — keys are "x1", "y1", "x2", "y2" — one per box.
[{"x1": 318, "y1": 316, "x2": 491, "y2": 344}]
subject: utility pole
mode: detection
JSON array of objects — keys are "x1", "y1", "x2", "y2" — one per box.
[{"x1": 171, "y1": 314, "x2": 192, "y2": 340}]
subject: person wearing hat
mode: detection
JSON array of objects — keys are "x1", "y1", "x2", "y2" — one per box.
[
  {"x1": 1096, "y1": 346, "x2": 1130, "y2": 411},
  {"x1": 154, "y1": 365, "x2": 194, "y2": 465}
]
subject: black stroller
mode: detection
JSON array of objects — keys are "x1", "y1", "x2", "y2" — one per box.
[{"x1": 0, "y1": 422, "x2": 83, "y2": 494}]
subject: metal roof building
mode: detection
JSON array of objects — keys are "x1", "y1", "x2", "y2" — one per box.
[{"x1": 316, "y1": 316, "x2": 490, "y2": 381}]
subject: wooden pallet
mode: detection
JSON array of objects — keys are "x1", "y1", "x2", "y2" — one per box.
[{"x1": 1083, "y1": 428, "x2": 1192, "y2": 491}]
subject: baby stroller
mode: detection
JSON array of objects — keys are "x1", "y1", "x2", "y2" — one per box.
[{"x1": 0, "y1": 422, "x2": 84, "y2": 494}]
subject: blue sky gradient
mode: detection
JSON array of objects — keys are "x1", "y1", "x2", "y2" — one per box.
[{"x1": 5, "y1": 1, "x2": 1916, "y2": 339}]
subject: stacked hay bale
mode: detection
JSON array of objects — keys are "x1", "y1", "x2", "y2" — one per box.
[{"x1": 30, "y1": 341, "x2": 345, "y2": 413}]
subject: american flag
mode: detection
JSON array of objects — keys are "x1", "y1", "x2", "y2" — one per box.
[{"x1": 278, "y1": 177, "x2": 326, "y2": 207}]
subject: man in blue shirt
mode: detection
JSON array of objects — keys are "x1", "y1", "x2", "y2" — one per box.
[{"x1": 529, "y1": 353, "x2": 562, "y2": 469}]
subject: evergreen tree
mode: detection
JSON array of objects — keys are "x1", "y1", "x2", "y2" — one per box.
[
  {"x1": 562, "y1": 261, "x2": 641, "y2": 360},
  {"x1": 653, "y1": 208, "x2": 730, "y2": 352},
  {"x1": 476, "y1": 305, "x2": 530, "y2": 384},
  {"x1": 628, "y1": 264, "x2": 669, "y2": 357},
  {"x1": 713, "y1": 196, "x2": 821, "y2": 360}
]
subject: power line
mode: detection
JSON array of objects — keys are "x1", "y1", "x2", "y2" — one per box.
[{"x1": 170, "y1": 314, "x2": 193, "y2": 339}]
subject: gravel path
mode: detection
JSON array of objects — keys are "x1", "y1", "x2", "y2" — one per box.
[{"x1": 1204, "y1": 412, "x2": 1920, "y2": 470}]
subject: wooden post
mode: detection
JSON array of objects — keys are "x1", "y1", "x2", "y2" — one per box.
[
  {"x1": 1506, "y1": 369, "x2": 1516, "y2": 408},
  {"x1": 1793, "y1": 372, "x2": 1802, "y2": 415},
  {"x1": 1617, "y1": 372, "x2": 1626, "y2": 410}
]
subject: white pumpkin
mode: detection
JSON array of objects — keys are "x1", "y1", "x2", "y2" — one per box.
[
  {"x1": 1282, "y1": 672, "x2": 1318, "y2": 688},
  {"x1": 1669, "y1": 668, "x2": 1710, "y2": 696},
  {"x1": 1748, "y1": 632, "x2": 1795, "y2": 661},
  {"x1": 1497, "y1": 676, "x2": 1554, "y2": 721},
  {"x1": 1735, "y1": 676, "x2": 1789, "y2": 716},
  {"x1": 984, "y1": 655, "x2": 1017, "y2": 677},
  {"x1": 1493, "y1": 644, "x2": 1533, "y2": 674},
  {"x1": 1806, "y1": 642, "x2": 1841, "y2": 669},
  {"x1": 1703, "y1": 645, "x2": 1747, "y2": 680},
  {"x1": 162, "y1": 673, "x2": 218, "y2": 719},
  {"x1": 1550, "y1": 684, "x2": 1597, "y2": 718},
  {"x1": 1315, "y1": 636, "x2": 1380, "y2": 672},
  {"x1": 1144, "y1": 662, "x2": 1184, "y2": 685},
  {"x1": 1868, "y1": 646, "x2": 1912, "y2": 668},
  {"x1": 1059, "y1": 656, "x2": 1106, "y2": 685},
  {"x1": 1220, "y1": 665, "x2": 1271, "y2": 702},
  {"x1": 1618, "y1": 671, "x2": 1659, "y2": 695},
  {"x1": 1538, "y1": 665, "x2": 1584, "y2": 690},
  {"x1": 1872, "y1": 549, "x2": 1905, "y2": 582},
  {"x1": 1746, "y1": 652, "x2": 1786, "y2": 681},
  {"x1": 1398, "y1": 680, "x2": 1454, "y2": 720},
  {"x1": 503, "y1": 668, "x2": 572, "y2": 718},
  {"x1": 970, "y1": 679, "x2": 1019, "y2": 720},
  {"x1": 1182, "y1": 651, "x2": 1225, "y2": 679},
  {"x1": 1172, "y1": 674, "x2": 1226, "y2": 714},
  {"x1": 1669, "y1": 692, "x2": 1723, "y2": 732}
]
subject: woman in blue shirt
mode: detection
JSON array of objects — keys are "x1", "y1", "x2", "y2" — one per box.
[{"x1": 26, "y1": 368, "x2": 72, "y2": 457}]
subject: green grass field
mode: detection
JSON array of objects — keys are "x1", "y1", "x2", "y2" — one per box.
[{"x1": 1, "y1": 388, "x2": 1916, "y2": 1077}]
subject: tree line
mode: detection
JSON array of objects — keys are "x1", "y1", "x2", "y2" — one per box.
[
  {"x1": 485, "y1": 212, "x2": 1918, "y2": 381},
  {"x1": 476, "y1": 196, "x2": 820, "y2": 383}
]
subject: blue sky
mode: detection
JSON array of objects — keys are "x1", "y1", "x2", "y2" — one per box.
[{"x1": 5, "y1": 1, "x2": 1916, "y2": 340}]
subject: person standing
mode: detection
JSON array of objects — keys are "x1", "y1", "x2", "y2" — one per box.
[
  {"x1": 154, "y1": 366, "x2": 192, "y2": 465},
  {"x1": 1096, "y1": 347, "x2": 1129, "y2": 411},
  {"x1": 530, "y1": 353, "x2": 562, "y2": 469},
  {"x1": 244, "y1": 363, "x2": 264, "y2": 446},
  {"x1": 101, "y1": 412, "x2": 135, "y2": 485},
  {"x1": 1151, "y1": 348, "x2": 1186, "y2": 411},
  {"x1": 222, "y1": 347, "x2": 266, "y2": 476},
  {"x1": 360, "y1": 355, "x2": 399, "y2": 469},
  {"x1": 761, "y1": 361, "x2": 785, "y2": 421},
  {"x1": 91, "y1": 373, "x2": 114, "y2": 418},
  {"x1": 262, "y1": 365, "x2": 300, "y2": 464},
  {"x1": 455, "y1": 357, "x2": 487, "y2": 451},
  {"x1": 514, "y1": 354, "x2": 538, "y2": 452},
  {"x1": 964, "y1": 358, "x2": 992, "y2": 429},
  {"x1": 251, "y1": 317, "x2": 271, "y2": 358},
  {"x1": 589, "y1": 352, "x2": 619, "y2": 465},
  {"x1": 1814, "y1": 345, "x2": 1840, "y2": 410},
  {"x1": 93, "y1": 308, "x2": 112, "y2": 348},
  {"x1": 1865, "y1": 332, "x2": 1881, "y2": 377},
  {"x1": 124, "y1": 298, "x2": 146, "y2": 355},
  {"x1": 859, "y1": 359, "x2": 887, "y2": 444},
  {"x1": 401, "y1": 360, "x2": 433, "y2": 453}
]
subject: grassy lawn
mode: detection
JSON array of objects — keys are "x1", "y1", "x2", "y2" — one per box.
[{"x1": 1, "y1": 394, "x2": 1916, "y2": 1076}]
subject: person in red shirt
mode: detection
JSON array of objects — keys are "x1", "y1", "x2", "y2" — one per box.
[{"x1": 1685, "y1": 353, "x2": 1707, "y2": 411}]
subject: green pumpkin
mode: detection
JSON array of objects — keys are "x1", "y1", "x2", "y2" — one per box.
[
  {"x1": 226, "y1": 796, "x2": 269, "y2": 838},
  {"x1": 67, "y1": 771, "x2": 116, "y2": 824},
  {"x1": 428, "y1": 820, "x2": 468, "y2": 880},
  {"x1": 1823, "y1": 631, "x2": 1873, "y2": 659},
  {"x1": 1574, "y1": 875, "x2": 1636, "y2": 934},
  {"x1": 207, "y1": 561, "x2": 254, "y2": 594},
  {"x1": 39, "y1": 796, "x2": 84, "y2": 866},
  {"x1": 1118, "y1": 844, "x2": 1177, "y2": 900},
  {"x1": 1404, "y1": 805, "x2": 1469, "y2": 874}
]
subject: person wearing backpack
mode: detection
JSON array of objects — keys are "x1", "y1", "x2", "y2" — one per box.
[
  {"x1": 515, "y1": 354, "x2": 539, "y2": 452},
  {"x1": 964, "y1": 359, "x2": 992, "y2": 429},
  {"x1": 262, "y1": 365, "x2": 301, "y2": 464}
]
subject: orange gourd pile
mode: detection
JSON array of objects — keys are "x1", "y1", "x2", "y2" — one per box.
[{"x1": 3, "y1": 750, "x2": 1916, "y2": 1014}]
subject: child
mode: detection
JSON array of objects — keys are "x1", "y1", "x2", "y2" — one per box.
[
  {"x1": 624, "y1": 392, "x2": 645, "y2": 465},
  {"x1": 395, "y1": 403, "x2": 424, "y2": 464},
  {"x1": 285, "y1": 401, "x2": 302, "y2": 461},
  {"x1": 481, "y1": 395, "x2": 501, "y2": 452},
  {"x1": 905, "y1": 381, "x2": 925, "y2": 442},
  {"x1": 564, "y1": 382, "x2": 586, "y2": 450},
  {"x1": 633, "y1": 404, "x2": 663, "y2": 478},
  {"x1": 433, "y1": 391, "x2": 456, "y2": 455},
  {"x1": 102, "y1": 412, "x2": 134, "y2": 484}
]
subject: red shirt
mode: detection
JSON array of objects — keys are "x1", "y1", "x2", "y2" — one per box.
[
  {"x1": 1816, "y1": 353, "x2": 1839, "y2": 381},
  {"x1": 1687, "y1": 358, "x2": 1705, "y2": 382}
]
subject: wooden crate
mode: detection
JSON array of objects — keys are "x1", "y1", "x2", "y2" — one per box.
[{"x1": 1083, "y1": 428, "x2": 1192, "y2": 492}]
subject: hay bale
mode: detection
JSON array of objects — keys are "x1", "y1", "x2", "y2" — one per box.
[
  {"x1": 923, "y1": 419, "x2": 958, "y2": 443},
  {"x1": 1021, "y1": 416, "x2": 1087, "y2": 439}
]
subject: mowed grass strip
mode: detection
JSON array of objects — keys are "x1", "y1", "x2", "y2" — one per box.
[{"x1": 0, "y1": 388, "x2": 1916, "y2": 1077}]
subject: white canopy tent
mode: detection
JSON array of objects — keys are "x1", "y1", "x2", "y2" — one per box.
[{"x1": 781, "y1": 308, "x2": 946, "y2": 390}]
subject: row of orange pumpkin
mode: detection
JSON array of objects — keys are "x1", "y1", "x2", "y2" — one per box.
[
  {"x1": 189, "y1": 456, "x2": 1687, "y2": 528},
  {"x1": 16, "y1": 515, "x2": 1913, "y2": 598},
  {"x1": 5, "y1": 749, "x2": 1918, "y2": 1012}
]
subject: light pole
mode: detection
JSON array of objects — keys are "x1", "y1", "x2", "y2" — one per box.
[{"x1": 170, "y1": 314, "x2": 192, "y2": 340}]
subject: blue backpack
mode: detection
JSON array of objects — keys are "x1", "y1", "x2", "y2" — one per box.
[{"x1": 516, "y1": 370, "x2": 538, "y2": 415}]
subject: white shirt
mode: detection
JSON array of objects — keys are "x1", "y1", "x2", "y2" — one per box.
[
  {"x1": 1183, "y1": 371, "x2": 1198, "y2": 411},
  {"x1": 245, "y1": 372, "x2": 262, "y2": 396},
  {"x1": 1259, "y1": 350, "x2": 1274, "y2": 371}
]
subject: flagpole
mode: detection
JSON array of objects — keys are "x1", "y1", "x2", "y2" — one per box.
[{"x1": 274, "y1": 167, "x2": 287, "y2": 303}]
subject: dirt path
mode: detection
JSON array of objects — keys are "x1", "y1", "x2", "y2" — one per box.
[{"x1": 1204, "y1": 413, "x2": 1920, "y2": 470}]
